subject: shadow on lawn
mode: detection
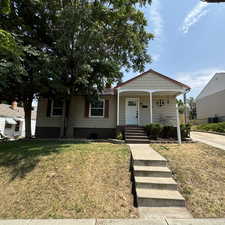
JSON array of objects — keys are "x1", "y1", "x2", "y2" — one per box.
[{"x1": 0, "y1": 140, "x2": 88, "y2": 182}]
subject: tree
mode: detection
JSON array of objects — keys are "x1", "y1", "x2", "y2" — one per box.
[
  {"x1": 50, "y1": 0, "x2": 153, "y2": 136},
  {"x1": 177, "y1": 99, "x2": 185, "y2": 114},
  {"x1": 187, "y1": 97, "x2": 197, "y2": 120},
  {"x1": 0, "y1": 0, "x2": 153, "y2": 138},
  {"x1": 0, "y1": 0, "x2": 55, "y2": 138}
]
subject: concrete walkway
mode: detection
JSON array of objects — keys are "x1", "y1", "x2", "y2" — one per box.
[
  {"x1": 191, "y1": 131, "x2": 225, "y2": 150},
  {"x1": 1, "y1": 218, "x2": 225, "y2": 225},
  {"x1": 128, "y1": 144, "x2": 192, "y2": 219}
]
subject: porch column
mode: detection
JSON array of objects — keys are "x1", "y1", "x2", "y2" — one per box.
[
  {"x1": 117, "y1": 90, "x2": 120, "y2": 126},
  {"x1": 149, "y1": 91, "x2": 153, "y2": 123},
  {"x1": 176, "y1": 104, "x2": 182, "y2": 144}
]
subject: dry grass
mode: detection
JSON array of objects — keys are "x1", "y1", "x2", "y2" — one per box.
[
  {"x1": 151, "y1": 143, "x2": 225, "y2": 218},
  {"x1": 0, "y1": 140, "x2": 137, "y2": 219}
]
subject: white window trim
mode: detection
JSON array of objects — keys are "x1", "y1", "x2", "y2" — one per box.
[
  {"x1": 89, "y1": 99, "x2": 105, "y2": 118},
  {"x1": 51, "y1": 100, "x2": 64, "y2": 117}
]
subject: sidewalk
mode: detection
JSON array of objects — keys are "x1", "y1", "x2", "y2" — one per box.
[{"x1": 1, "y1": 218, "x2": 225, "y2": 225}]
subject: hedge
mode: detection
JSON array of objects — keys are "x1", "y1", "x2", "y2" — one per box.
[
  {"x1": 144, "y1": 123, "x2": 191, "y2": 140},
  {"x1": 194, "y1": 122, "x2": 225, "y2": 133}
]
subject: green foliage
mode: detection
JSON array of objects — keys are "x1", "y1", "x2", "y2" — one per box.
[
  {"x1": 116, "y1": 131, "x2": 124, "y2": 140},
  {"x1": 145, "y1": 123, "x2": 191, "y2": 140},
  {"x1": 0, "y1": 0, "x2": 10, "y2": 14},
  {"x1": 195, "y1": 122, "x2": 225, "y2": 133},
  {"x1": 145, "y1": 123, "x2": 163, "y2": 139},
  {"x1": 0, "y1": 0, "x2": 153, "y2": 137}
]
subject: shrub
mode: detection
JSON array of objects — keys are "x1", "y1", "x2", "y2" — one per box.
[
  {"x1": 116, "y1": 131, "x2": 123, "y2": 140},
  {"x1": 145, "y1": 123, "x2": 162, "y2": 139},
  {"x1": 196, "y1": 122, "x2": 225, "y2": 133},
  {"x1": 145, "y1": 123, "x2": 191, "y2": 140}
]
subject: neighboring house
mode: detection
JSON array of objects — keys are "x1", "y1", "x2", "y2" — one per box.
[
  {"x1": 196, "y1": 73, "x2": 225, "y2": 122},
  {"x1": 36, "y1": 69, "x2": 190, "y2": 141},
  {"x1": 0, "y1": 102, "x2": 37, "y2": 138}
]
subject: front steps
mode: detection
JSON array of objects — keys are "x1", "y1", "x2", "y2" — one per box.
[
  {"x1": 125, "y1": 127, "x2": 149, "y2": 144},
  {"x1": 129, "y1": 144, "x2": 192, "y2": 218}
]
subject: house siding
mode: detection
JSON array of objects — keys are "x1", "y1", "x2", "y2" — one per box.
[
  {"x1": 119, "y1": 71, "x2": 184, "y2": 90},
  {"x1": 36, "y1": 96, "x2": 116, "y2": 138},
  {"x1": 119, "y1": 95, "x2": 177, "y2": 127},
  {"x1": 196, "y1": 89, "x2": 225, "y2": 120}
]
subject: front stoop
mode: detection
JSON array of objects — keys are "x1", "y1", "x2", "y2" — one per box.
[
  {"x1": 125, "y1": 127, "x2": 149, "y2": 144},
  {"x1": 129, "y1": 144, "x2": 192, "y2": 219}
]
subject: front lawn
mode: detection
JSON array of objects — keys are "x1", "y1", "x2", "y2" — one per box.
[
  {"x1": 0, "y1": 140, "x2": 137, "y2": 219},
  {"x1": 151, "y1": 143, "x2": 225, "y2": 218}
]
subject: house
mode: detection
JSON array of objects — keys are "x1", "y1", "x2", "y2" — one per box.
[
  {"x1": 196, "y1": 73, "x2": 225, "y2": 123},
  {"x1": 0, "y1": 101, "x2": 37, "y2": 138},
  {"x1": 36, "y1": 69, "x2": 190, "y2": 142}
]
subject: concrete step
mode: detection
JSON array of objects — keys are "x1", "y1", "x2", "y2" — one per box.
[
  {"x1": 125, "y1": 126, "x2": 144, "y2": 130},
  {"x1": 126, "y1": 139, "x2": 150, "y2": 144},
  {"x1": 136, "y1": 188, "x2": 185, "y2": 207},
  {"x1": 125, "y1": 130, "x2": 146, "y2": 133},
  {"x1": 133, "y1": 159, "x2": 167, "y2": 167},
  {"x1": 135, "y1": 176, "x2": 177, "y2": 190},
  {"x1": 126, "y1": 135, "x2": 149, "y2": 139},
  {"x1": 134, "y1": 166, "x2": 171, "y2": 177}
]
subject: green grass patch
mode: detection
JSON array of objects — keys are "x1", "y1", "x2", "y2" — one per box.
[
  {"x1": 152, "y1": 143, "x2": 225, "y2": 218},
  {"x1": 193, "y1": 122, "x2": 225, "y2": 133},
  {"x1": 0, "y1": 140, "x2": 137, "y2": 219}
]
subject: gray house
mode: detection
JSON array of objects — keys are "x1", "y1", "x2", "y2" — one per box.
[
  {"x1": 0, "y1": 102, "x2": 36, "y2": 138},
  {"x1": 36, "y1": 69, "x2": 190, "y2": 142},
  {"x1": 196, "y1": 72, "x2": 225, "y2": 123}
]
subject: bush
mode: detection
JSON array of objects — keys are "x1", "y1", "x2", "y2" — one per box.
[
  {"x1": 195, "y1": 122, "x2": 225, "y2": 133},
  {"x1": 145, "y1": 123, "x2": 191, "y2": 140},
  {"x1": 116, "y1": 131, "x2": 124, "y2": 140},
  {"x1": 144, "y1": 123, "x2": 162, "y2": 139}
]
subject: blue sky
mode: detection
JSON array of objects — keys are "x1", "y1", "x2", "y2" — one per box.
[{"x1": 124, "y1": 0, "x2": 225, "y2": 99}]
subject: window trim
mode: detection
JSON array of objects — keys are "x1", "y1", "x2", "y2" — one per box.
[
  {"x1": 89, "y1": 99, "x2": 105, "y2": 118},
  {"x1": 51, "y1": 100, "x2": 64, "y2": 117}
]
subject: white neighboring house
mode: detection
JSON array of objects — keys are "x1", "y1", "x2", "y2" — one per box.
[
  {"x1": 196, "y1": 73, "x2": 225, "y2": 122},
  {"x1": 0, "y1": 101, "x2": 37, "y2": 138}
]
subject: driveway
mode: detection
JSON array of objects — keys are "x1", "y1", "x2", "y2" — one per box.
[{"x1": 191, "y1": 131, "x2": 225, "y2": 151}]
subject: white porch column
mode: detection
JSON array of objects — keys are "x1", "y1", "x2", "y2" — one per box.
[
  {"x1": 149, "y1": 91, "x2": 153, "y2": 123},
  {"x1": 117, "y1": 90, "x2": 120, "y2": 126},
  {"x1": 176, "y1": 104, "x2": 182, "y2": 144}
]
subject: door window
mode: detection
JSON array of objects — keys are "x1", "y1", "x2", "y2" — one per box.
[{"x1": 128, "y1": 100, "x2": 137, "y2": 106}]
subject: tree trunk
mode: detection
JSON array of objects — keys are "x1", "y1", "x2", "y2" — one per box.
[
  {"x1": 24, "y1": 97, "x2": 33, "y2": 139},
  {"x1": 63, "y1": 97, "x2": 71, "y2": 137}
]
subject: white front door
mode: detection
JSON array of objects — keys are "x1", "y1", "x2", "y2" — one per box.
[{"x1": 126, "y1": 98, "x2": 139, "y2": 125}]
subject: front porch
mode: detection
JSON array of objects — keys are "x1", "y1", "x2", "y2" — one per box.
[{"x1": 116, "y1": 90, "x2": 182, "y2": 143}]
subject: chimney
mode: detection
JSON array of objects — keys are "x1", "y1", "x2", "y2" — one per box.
[{"x1": 11, "y1": 101, "x2": 17, "y2": 110}]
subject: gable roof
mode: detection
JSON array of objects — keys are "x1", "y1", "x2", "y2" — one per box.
[
  {"x1": 196, "y1": 72, "x2": 225, "y2": 100},
  {"x1": 115, "y1": 69, "x2": 190, "y2": 90},
  {"x1": 0, "y1": 104, "x2": 37, "y2": 120}
]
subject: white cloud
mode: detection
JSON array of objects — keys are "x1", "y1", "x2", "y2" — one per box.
[
  {"x1": 181, "y1": 2, "x2": 208, "y2": 34},
  {"x1": 148, "y1": 0, "x2": 164, "y2": 62},
  {"x1": 176, "y1": 68, "x2": 225, "y2": 97}
]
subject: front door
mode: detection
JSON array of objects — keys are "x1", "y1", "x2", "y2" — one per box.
[{"x1": 126, "y1": 98, "x2": 139, "y2": 125}]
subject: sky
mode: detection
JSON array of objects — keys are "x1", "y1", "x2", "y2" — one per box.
[{"x1": 123, "y1": 0, "x2": 225, "y2": 99}]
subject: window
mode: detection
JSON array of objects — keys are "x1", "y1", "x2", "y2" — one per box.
[
  {"x1": 128, "y1": 100, "x2": 137, "y2": 106},
  {"x1": 156, "y1": 99, "x2": 165, "y2": 107},
  {"x1": 15, "y1": 121, "x2": 20, "y2": 132},
  {"x1": 5, "y1": 122, "x2": 12, "y2": 129},
  {"x1": 89, "y1": 100, "x2": 105, "y2": 117},
  {"x1": 51, "y1": 99, "x2": 64, "y2": 116}
]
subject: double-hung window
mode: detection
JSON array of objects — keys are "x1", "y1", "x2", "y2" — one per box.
[
  {"x1": 89, "y1": 100, "x2": 105, "y2": 117},
  {"x1": 51, "y1": 99, "x2": 64, "y2": 116}
]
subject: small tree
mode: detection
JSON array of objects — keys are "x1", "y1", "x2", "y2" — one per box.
[{"x1": 187, "y1": 97, "x2": 197, "y2": 120}]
